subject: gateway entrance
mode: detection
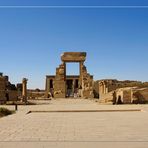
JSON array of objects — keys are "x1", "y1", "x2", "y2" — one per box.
[{"x1": 46, "y1": 52, "x2": 94, "y2": 98}]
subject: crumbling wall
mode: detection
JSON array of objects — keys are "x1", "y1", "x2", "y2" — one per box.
[
  {"x1": 8, "y1": 90, "x2": 18, "y2": 101},
  {"x1": 115, "y1": 88, "x2": 132, "y2": 104},
  {"x1": 54, "y1": 63, "x2": 66, "y2": 98},
  {"x1": 99, "y1": 87, "x2": 133, "y2": 104},
  {"x1": 98, "y1": 92, "x2": 114, "y2": 104},
  {"x1": 93, "y1": 81, "x2": 99, "y2": 98},
  {"x1": 46, "y1": 52, "x2": 94, "y2": 99},
  {"x1": 0, "y1": 74, "x2": 18, "y2": 103},
  {"x1": 0, "y1": 90, "x2": 6, "y2": 104},
  {"x1": 123, "y1": 89, "x2": 132, "y2": 104},
  {"x1": 132, "y1": 88, "x2": 148, "y2": 103},
  {"x1": 82, "y1": 65, "x2": 94, "y2": 98},
  {"x1": 0, "y1": 76, "x2": 6, "y2": 103}
]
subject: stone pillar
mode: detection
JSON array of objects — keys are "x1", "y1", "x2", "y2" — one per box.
[
  {"x1": 64, "y1": 62, "x2": 67, "y2": 97},
  {"x1": 45, "y1": 77, "x2": 50, "y2": 98},
  {"x1": 22, "y1": 78, "x2": 28, "y2": 103},
  {"x1": 64, "y1": 62, "x2": 66, "y2": 81},
  {"x1": 79, "y1": 62, "x2": 83, "y2": 88}
]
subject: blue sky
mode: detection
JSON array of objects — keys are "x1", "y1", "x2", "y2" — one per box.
[{"x1": 0, "y1": 0, "x2": 148, "y2": 89}]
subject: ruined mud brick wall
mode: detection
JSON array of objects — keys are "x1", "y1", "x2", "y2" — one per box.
[
  {"x1": 0, "y1": 91, "x2": 6, "y2": 102},
  {"x1": 0, "y1": 76, "x2": 6, "y2": 101},
  {"x1": 8, "y1": 90, "x2": 18, "y2": 101},
  {"x1": 7, "y1": 81, "x2": 18, "y2": 101},
  {"x1": 132, "y1": 88, "x2": 148, "y2": 103},
  {"x1": 0, "y1": 77, "x2": 6, "y2": 90},
  {"x1": 0, "y1": 74, "x2": 18, "y2": 102}
]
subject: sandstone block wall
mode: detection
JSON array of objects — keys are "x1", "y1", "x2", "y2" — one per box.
[
  {"x1": 122, "y1": 89, "x2": 132, "y2": 103},
  {"x1": 0, "y1": 90, "x2": 6, "y2": 101},
  {"x1": 54, "y1": 63, "x2": 66, "y2": 98},
  {"x1": 132, "y1": 88, "x2": 148, "y2": 103},
  {"x1": 8, "y1": 90, "x2": 18, "y2": 101},
  {"x1": 0, "y1": 76, "x2": 6, "y2": 102}
]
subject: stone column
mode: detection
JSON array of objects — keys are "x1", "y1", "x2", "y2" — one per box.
[{"x1": 22, "y1": 78, "x2": 28, "y2": 104}]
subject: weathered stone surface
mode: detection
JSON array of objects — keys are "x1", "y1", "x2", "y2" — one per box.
[
  {"x1": 1, "y1": 99, "x2": 148, "y2": 148},
  {"x1": 0, "y1": 74, "x2": 18, "y2": 103},
  {"x1": 61, "y1": 52, "x2": 86, "y2": 62},
  {"x1": 0, "y1": 75, "x2": 7, "y2": 103},
  {"x1": 96, "y1": 79, "x2": 148, "y2": 104},
  {"x1": 8, "y1": 90, "x2": 18, "y2": 101},
  {"x1": 132, "y1": 88, "x2": 148, "y2": 103}
]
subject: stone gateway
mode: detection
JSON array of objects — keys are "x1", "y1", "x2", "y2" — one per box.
[{"x1": 45, "y1": 52, "x2": 94, "y2": 98}]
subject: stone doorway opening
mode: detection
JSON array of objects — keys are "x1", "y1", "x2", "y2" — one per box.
[
  {"x1": 46, "y1": 52, "x2": 94, "y2": 98},
  {"x1": 66, "y1": 79, "x2": 79, "y2": 98},
  {"x1": 66, "y1": 63, "x2": 79, "y2": 76},
  {"x1": 66, "y1": 80, "x2": 73, "y2": 97},
  {"x1": 66, "y1": 63, "x2": 80, "y2": 98}
]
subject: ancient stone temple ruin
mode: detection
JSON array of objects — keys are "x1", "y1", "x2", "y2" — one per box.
[
  {"x1": 96, "y1": 79, "x2": 148, "y2": 104},
  {"x1": 46, "y1": 52, "x2": 93, "y2": 98}
]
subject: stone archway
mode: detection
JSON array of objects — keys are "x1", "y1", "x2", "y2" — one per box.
[{"x1": 52, "y1": 52, "x2": 94, "y2": 98}]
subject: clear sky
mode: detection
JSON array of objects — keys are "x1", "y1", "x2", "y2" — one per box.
[{"x1": 0, "y1": 0, "x2": 148, "y2": 89}]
